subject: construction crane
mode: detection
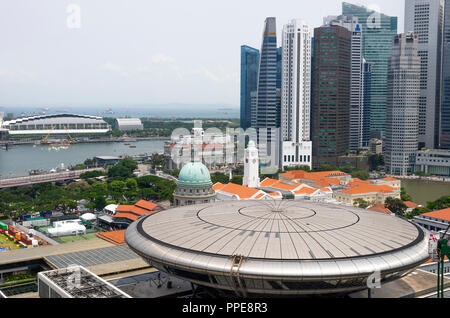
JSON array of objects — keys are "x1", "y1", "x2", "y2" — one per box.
[
  {"x1": 436, "y1": 224, "x2": 450, "y2": 298},
  {"x1": 64, "y1": 126, "x2": 77, "y2": 144},
  {"x1": 41, "y1": 125, "x2": 77, "y2": 145},
  {"x1": 41, "y1": 126, "x2": 56, "y2": 144}
]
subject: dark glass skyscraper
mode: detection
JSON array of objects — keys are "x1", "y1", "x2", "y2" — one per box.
[
  {"x1": 343, "y1": 2, "x2": 398, "y2": 138},
  {"x1": 240, "y1": 46, "x2": 260, "y2": 130},
  {"x1": 253, "y1": 17, "x2": 279, "y2": 129},
  {"x1": 441, "y1": 0, "x2": 450, "y2": 149},
  {"x1": 311, "y1": 25, "x2": 352, "y2": 167}
]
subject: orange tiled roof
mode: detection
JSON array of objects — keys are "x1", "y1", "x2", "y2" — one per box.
[
  {"x1": 268, "y1": 192, "x2": 282, "y2": 197},
  {"x1": 115, "y1": 204, "x2": 134, "y2": 213},
  {"x1": 403, "y1": 201, "x2": 420, "y2": 209},
  {"x1": 135, "y1": 200, "x2": 159, "y2": 211},
  {"x1": 294, "y1": 187, "x2": 317, "y2": 195},
  {"x1": 421, "y1": 208, "x2": 450, "y2": 222},
  {"x1": 259, "y1": 178, "x2": 279, "y2": 187},
  {"x1": 382, "y1": 177, "x2": 399, "y2": 181},
  {"x1": 254, "y1": 193, "x2": 265, "y2": 199},
  {"x1": 320, "y1": 188, "x2": 332, "y2": 193},
  {"x1": 213, "y1": 183, "x2": 262, "y2": 199},
  {"x1": 113, "y1": 212, "x2": 139, "y2": 222},
  {"x1": 368, "y1": 205, "x2": 393, "y2": 215},
  {"x1": 96, "y1": 230, "x2": 126, "y2": 246},
  {"x1": 352, "y1": 178, "x2": 372, "y2": 184},
  {"x1": 339, "y1": 184, "x2": 396, "y2": 195},
  {"x1": 282, "y1": 170, "x2": 348, "y2": 182},
  {"x1": 212, "y1": 183, "x2": 225, "y2": 191}
]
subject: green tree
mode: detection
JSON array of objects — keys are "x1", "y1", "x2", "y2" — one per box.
[
  {"x1": 426, "y1": 196, "x2": 450, "y2": 211},
  {"x1": 126, "y1": 178, "x2": 138, "y2": 191},
  {"x1": 211, "y1": 172, "x2": 230, "y2": 184},
  {"x1": 405, "y1": 207, "x2": 430, "y2": 220},
  {"x1": 351, "y1": 169, "x2": 370, "y2": 181},
  {"x1": 93, "y1": 196, "x2": 107, "y2": 211},
  {"x1": 400, "y1": 187, "x2": 412, "y2": 202},
  {"x1": 385, "y1": 197, "x2": 407, "y2": 216},
  {"x1": 353, "y1": 198, "x2": 370, "y2": 209},
  {"x1": 231, "y1": 175, "x2": 243, "y2": 185}
]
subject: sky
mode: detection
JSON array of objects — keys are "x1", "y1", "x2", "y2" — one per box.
[{"x1": 0, "y1": 0, "x2": 405, "y2": 109}]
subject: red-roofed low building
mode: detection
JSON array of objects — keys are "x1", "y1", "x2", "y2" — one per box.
[
  {"x1": 414, "y1": 208, "x2": 450, "y2": 233},
  {"x1": 368, "y1": 204, "x2": 393, "y2": 215},
  {"x1": 259, "y1": 178, "x2": 333, "y2": 201},
  {"x1": 333, "y1": 183, "x2": 400, "y2": 206},
  {"x1": 280, "y1": 170, "x2": 351, "y2": 188},
  {"x1": 213, "y1": 183, "x2": 281, "y2": 201},
  {"x1": 112, "y1": 200, "x2": 163, "y2": 229}
]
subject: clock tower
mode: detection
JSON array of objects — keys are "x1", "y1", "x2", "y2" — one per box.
[{"x1": 243, "y1": 140, "x2": 260, "y2": 188}]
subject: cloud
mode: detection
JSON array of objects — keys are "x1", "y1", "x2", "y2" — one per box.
[
  {"x1": 100, "y1": 61, "x2": 129, "y2": 77},
  {"x1": 151, "y1": 53, "x2": 176, "y2": 64}
]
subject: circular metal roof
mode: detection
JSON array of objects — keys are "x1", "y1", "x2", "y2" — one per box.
[{"x1": 125, "y1": 200, "x2": 429, "y2": 283}]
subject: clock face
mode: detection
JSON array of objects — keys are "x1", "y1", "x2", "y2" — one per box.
[{"x1": 252, "y1": 159, "x2": 257, "y2": 164}]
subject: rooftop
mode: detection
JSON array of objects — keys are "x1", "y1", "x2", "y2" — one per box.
[
  {"x1": 127, "y1": 200, "x2": 426, "y2": 261},
  {"x1": 420, "y1": 208, "x2": 450, "y2": 222},
  {"x1": 213, "y1": 183, "x2": 265, "y2": 199}
]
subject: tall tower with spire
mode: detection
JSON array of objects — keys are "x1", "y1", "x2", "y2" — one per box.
[{"x1": 243, "y1": 141, "x2": 260, "y2": 188}]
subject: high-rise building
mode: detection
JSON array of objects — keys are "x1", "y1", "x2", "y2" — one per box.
[
  {"x1": 311, "y1": 25, "x2": 352, "y2": 167},
  {"x1": 280, "y1": 19, "x2": 313, "y2": 169},
  {"x1": 253, "y1": 17, "x2": 280, "y2": 171},
  {"x1": 342, "y1": 2, "x2": 398, "y2": 139},
  {"x1": 385, "y1": 33, "x2": 421, "y2": 176},
  {"x1": 324, "y1": 15, "x2": 364, "y2": 151},
  {"x1": 440, "y1": 0, "x2": 450, "y2": 149},
  {"x1": 253, "y1": 17, "x2": 279, "y2": 129},
  {"x1": 363, "y1": 59, "x2": 373, "y2": 146},
  {"x1": 405, "y1": 0, "x2": 444, "y2": 149},
  {"x1": 240, "y1": 45, "x2": 260, "y2": 130}
]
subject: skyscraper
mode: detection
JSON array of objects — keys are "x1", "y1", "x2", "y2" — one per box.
[
  {"x1": 405, "y1": 0, "x2": 444, "y2": 149},
  {"x1": 280, "y1": 19, "x2": 312, "y2": 169},
  {"x1": 363, "y1": 60, "x2": 373, "y2": 146},
  {"x1": 323, "y1": 15, "x2": 364, "y2": 151},
  {"x1": 342, "y1": 2, "x2": 398, "y2": 139},
  {"x1": 253, "y1": 17, "x2": 280, "y2": 171},
  {"x1": 440, "y1": 0, "x2": 450, "y2": 149},
  {"x1": 253, "y1": 17, "x2": 279, "y2": 129},
  {"x1": 311, "y1": 25, "x2": 351, "y2": 167},
  {"x1": 385, "y1": 33, "x2": 421, "y2": 176},
  {"x1": 240, "y1": 46, "x2": 260, "y2": 131}
]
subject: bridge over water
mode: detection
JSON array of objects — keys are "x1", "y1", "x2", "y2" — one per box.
[{"x1": 0, "y1": 168, "x2": 105, "y2": 189}]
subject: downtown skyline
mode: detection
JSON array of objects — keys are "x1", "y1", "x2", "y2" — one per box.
[{"x1": 0, "y1": 0, "x2": 405, "y2": 108}]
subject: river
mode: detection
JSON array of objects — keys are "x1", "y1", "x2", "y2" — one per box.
[
  {"x1": 0, "y1": 140, "x2": 166, "y2": 178},
  {"x1": 401, "y1": 179, "x2": 450, "y2": 206}
]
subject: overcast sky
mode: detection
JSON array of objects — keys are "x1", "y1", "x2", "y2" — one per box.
[{"x1": 0, "y1": 0, "x2": 405, "y2": 109}]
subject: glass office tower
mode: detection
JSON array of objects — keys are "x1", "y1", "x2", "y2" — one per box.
[
  {"x1": 343, "y1": 2, "x2": 398, "y2": 139},
  {"x1": 240, "y1": 46, "x2": 260, "y2": 130},
  {"x1": 253, "y1": 17, "x2": 279, "y2": 129},
  {"x1": 440, "y1": 0, "x2": 450, "y2": 149},
  {"x1": 311, "y1": 25, "x2": 352, "y2": 167}
]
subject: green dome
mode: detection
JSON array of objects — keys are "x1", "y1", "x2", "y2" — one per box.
[{"x1": 178, "y1": 162, "x2": 212, "y2": 187}]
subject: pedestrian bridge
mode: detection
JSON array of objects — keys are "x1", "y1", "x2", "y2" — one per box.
[{"x1": 0, "y1": 168, "x2": 105, "y2": 189}]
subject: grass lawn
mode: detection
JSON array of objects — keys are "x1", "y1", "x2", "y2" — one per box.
[{"x1": 53, "y1": 232, "x2": 98, "y2": 244}]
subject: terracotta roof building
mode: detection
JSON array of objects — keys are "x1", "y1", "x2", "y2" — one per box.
[
  {"x1": 112, "y1": 200, "x2": 163, "y2": 228},
  {"x1": 414, "y1": 208, "x2": 450, "y2": 233},
  {"x1": 213, "y1": 183, "x2": 281, "y2": 201}
]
